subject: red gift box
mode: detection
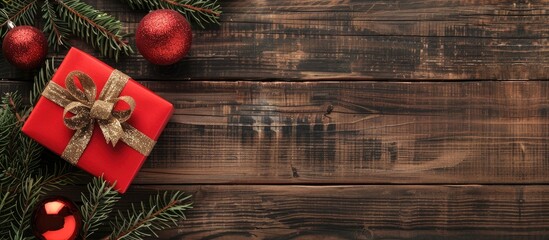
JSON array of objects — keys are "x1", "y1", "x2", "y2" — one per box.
[{"x1": 22, "y1": 48, "x2": 174, "y2": 193}]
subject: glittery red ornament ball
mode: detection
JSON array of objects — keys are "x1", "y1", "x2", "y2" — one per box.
[
  {"x1": 31, "y1": 196, "x2": 82, "y2": 240},
  {"x1": 136, "y1": 9, "x2": 192, "y2": 65},
  {"x1": 2, "y1": 26, "x2": 48, "y2": 70}
]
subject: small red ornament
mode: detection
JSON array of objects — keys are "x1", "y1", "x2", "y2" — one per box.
[
  {"x1": 135, "y1": 9, "x2": 192, "y2": 65},
  {"x1": 2, "y1": 24, "x2": 48, "y2": 70},
  {"x1": 32, "y1": 196, "x2": 82, "y2": 240}
]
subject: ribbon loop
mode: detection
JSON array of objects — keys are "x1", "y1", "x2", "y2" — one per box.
[
  {"x1": 110, "y1": 96, "x2": 135, "y2": 123},
  {"x1": 63, "y1": 101, "x2": 92, "y2": 130},
  {"x1": 65, "y1": 71, "x2": 96, "y2": 104},
  {"x1": 41, "y1": 70, "x2": 156, "y2": 165}
]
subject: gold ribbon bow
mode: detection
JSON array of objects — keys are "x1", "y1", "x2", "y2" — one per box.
[{"x1": 42, "y1": 70, "x2": 156, "y2": 165}]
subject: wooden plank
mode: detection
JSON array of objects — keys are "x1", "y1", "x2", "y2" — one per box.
[
  {"x1": 1, "y1": 0, "x2": 548, "y2": 80},
  {"x1": 5, "y1": 80, "x2": 549, "y2": 184},
  {"x1": 135, "y1": 80, "x2": 549, "y2": 184},
  {"x1": 74, "y1": 184, "x2": 549, "y2": 240},
  {"x1": 137, "y1": 80, "x2": 549, "y2": 184},
  {"x1": 0, "y1": 81, "x2": 28, "y2": 96}
]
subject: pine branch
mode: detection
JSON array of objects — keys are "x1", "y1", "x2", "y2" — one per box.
[
  {"x1": 81, "y1": 177, "x2": 120, "y2": 240},
  {"x1": 30, "y1": 58, "x2": 56, "y2": 106},
  {"x1": 42, "y1": 1, "x2": 71, "y2": 51},
  {"x1": 5, "y1": 93, "x2": 24, "y2": 123},
  {"x1": 0, "y1": 0, "x2": 39, "y2": 37},
  {"x1": 0, "y1": 94, "x2": 19, "y2": 157},
  {"x1": 10, "y1": 177, "x2": 43, "y2": 240},
  {"x1": 105, "y1": 192, "x2": 192, "y2": 240},
  {"x1": 0, "y1": 188, "x2": 15, "y2": 236},
  {"x1": 0, "y1": 93, "x2": 43, "y2": 239},
  {"x1": 0, "y1": 94, "x2": 28, "y2": 183},
  {"x1": 0, "y1": 93, "x2": 42, "y2": 193},
  {"x1": 119, "y1": 0, "x2": 221, "y2": 28},
  {"x1": 0, "y1": 95, "x2": 20, "y2": 194},
  {"x1": 14, "y1": 131, "x2": 42, "y2": 173},
  {"x1": 38, "y1": 160, "x2": 79, "y2": 192},
  {"x1": 54, "y1": 0, "x2": 133, "y2": 61}
]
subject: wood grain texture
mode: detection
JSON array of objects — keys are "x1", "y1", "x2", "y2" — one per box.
[
  {"x1": 123, "y1": 80, "x2": 549, "y2": 184},
  {"x1": 1, "y1": 0, "x2": 548, "y2": 80},
  {"x1": 0, "y1": 81, "x2": 28, "y2": 96},
  {"x1": 86, "y1": 184, "x2": 549, "y2": 240}
]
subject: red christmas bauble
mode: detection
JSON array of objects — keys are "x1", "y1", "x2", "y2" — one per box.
[
  {"x1": 2, "y1": 25, "x2": 48, "y2": 70},
  {"x1": 32, "y1": 196, "x2": 82, "y2": 240},
  {"x1": 135, "y1": 9, "x2": 192, "y2": 65}
]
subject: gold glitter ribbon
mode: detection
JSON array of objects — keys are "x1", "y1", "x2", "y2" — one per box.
[{"x1": 42, "y1": 70, "x2": 156, "y2": 165}]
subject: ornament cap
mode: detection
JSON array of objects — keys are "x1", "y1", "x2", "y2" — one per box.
[{"x1": 6, "y1": 20, "x2": 15, "y2": 29}]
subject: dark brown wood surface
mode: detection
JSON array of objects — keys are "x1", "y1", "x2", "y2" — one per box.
[
  {"x1": 56, "y1": 184, "x2": 549, "y2": 240},
  {"x1": 137, "y1": 185, "x2": 549, "y2": 240},
  {"x1": 2, "y1": 0, "x2": 549, "y2": 80},
  {"x1": 2, "y1": 0, "x2": 549, "y2": 239}
]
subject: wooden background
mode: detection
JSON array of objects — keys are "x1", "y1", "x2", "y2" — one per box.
[{"x1": 2, "y1": 0, "x2": 549, "y2": 239}]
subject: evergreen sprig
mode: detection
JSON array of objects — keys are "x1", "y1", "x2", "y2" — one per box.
[
  {"x1": 105, "y1": 191, "x2": 192, "y2": 240},
  {"x1": 30, "y1": 57, "x2": 56, "y2": 105},
  {"x1": 0, "y1": 0, "x2": 39, "y2": 37},
  {"x1": 0, "y1": 93, "x2": 31, "y2": 190},
  {"x1": 120, "y1": 0, "x2": 221, "y2": 28},
  {"x1": 0, "y1": 189, "x2": 14, "y2": 236},
  {"x1": 42, "y1": 1, "x2": 71, "y2": 51},
  {"x1": 10, "y1": 177, "x2": 42, "y2": 240},
  {"x1": 37, "y1": 158, "x2": 79, "y2": 192},
  {"x1": 81, "y1": 176, "x2": 121, "y2": 240},
  {"x1": 54, "y1": 0, "x2": 133, "y2": 61}
]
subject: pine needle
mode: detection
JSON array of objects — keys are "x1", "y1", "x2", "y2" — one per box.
[
  {"x1": 81, "y1": 177, "x2": 121, "y2": 240},
  {"x1": 10, "y1": 177, "x2": 43, "y2": 240},
  {"x1": 105, "y1": 191, "x2": 192, "y2": 240},
  {"x1": 120, "y1": 0, "x2": 221, "y2": 28},
  {"x1": 54, "y1": 0, "x2": 133, "y2": 61},
  {"x1": 30, "y1": 58, "x2": 56, "y2": 106},
  {"x1": 42, "y1": 1, "x2": 71, "y2": 51},
  {"x1": 0, "y1": 188, "x2": 15, "y2": 236}
]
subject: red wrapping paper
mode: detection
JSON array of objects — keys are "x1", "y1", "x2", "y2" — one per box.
[{"x1": 22, "y1": 48, "x2": 174, "y2": 193}]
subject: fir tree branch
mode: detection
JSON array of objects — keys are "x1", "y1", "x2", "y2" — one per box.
[
  {"x1": 81, "y1": 177, "x2": 120, "y2": 240},
  {"x1": 42, "y1": 1, "x2": 71, "y2": 51},
  {"x1": 0, "y1": 97, "x2": 19, "y2": 190},
  {"x1": 30, "y1": 58, "x2": 56, "y2": 106},
  {"x1": 38, "y1": 160, "x2": 79, "y2": 192},
  {"x1": 10, "y1": 177, "x2": 43, "y2": 240},
  {"x1": 105, "y1": 192, "x2": 192, "y2": 240},
  {"x1": 7, "y1": 95, "x2": 24, "y2": 123},
  {"x1": 16, "y1": 132, "x2": 41, "y2": 171},
  {"x1": 119, "y1": 0, "x2": 221, "y2": 28},
  {"x1": 163, "y1": 0, "x2": 220, "y2": 16},
  {"x1": 0, "y1": 93, "x2": 26, "y2": 166},
  {"x1": 0, "y1": 0, "x2": 39, "y2": 37},
  {"x1": 0, "y1": 93, "x2": 42, "y2": 192},
  {"x1": 0, "y1": 186, "x2": 15, "y2": 236},
  {"x1": 54, "y1": 0, "x2": 133, "y2": 61},
  {"x1": 0, "y1": 98, "x2": 17, "y2": 157}
]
